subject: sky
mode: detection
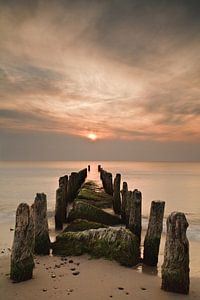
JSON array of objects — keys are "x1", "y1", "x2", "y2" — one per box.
[{"x1": 0, "y1": 0, "x2": 200, "y2": 161}]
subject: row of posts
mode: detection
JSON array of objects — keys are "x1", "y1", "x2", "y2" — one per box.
[
  {"x1": 98, "y1": 165, "x2": 189, "y2": 294},
  {"x1": 55, "y1": 168, "x2": 87, "y2": 230},
  {"x1": 10, "y1": 164, "x2": 189, "y2": 294},
  {"x1": 10, "y1": 193, "x2": 50, "y2": 282},
  {"x1": 10, "y1": 167, "x2": 88, "y2": 283}
]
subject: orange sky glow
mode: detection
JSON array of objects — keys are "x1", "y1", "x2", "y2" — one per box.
[{"x1": 0, "y1": 1, "x2": 200, "y2": 161}]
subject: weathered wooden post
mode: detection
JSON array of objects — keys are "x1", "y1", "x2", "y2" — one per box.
[
  {"x1": 161, "y1": 212, "x2": 190, "y2": 294},
  {"x1": 128, "y1": 189, "x2": 142, "y2": 243},
  {"x1": 101, "y1": 170, "x2": 113, "y2": 196},
  {"x1": 10, "y1": 203, "x2": 34, "y2": 282},
  {"x1": 113, "y1": 173, "x2": 121, "y2": 214},
  {"x1": 98, "y1": 165, "x2": 101, "y2": 172},
  {"x1": 34, "y1": 193, "x2": 50, "y2": 255},
  {"x1": 60, "y1": 175, "x2": 68, "y2": 221},
  {"x1": 67, "y1": 172, "x2": 79, "y2": 203},
  {"x1": 121, "y1": 181, "x2": 128, "y2": 223},
  {"x1": 143, "y1": 201, "x2": 165, "y2": 266},
  {"x1": 55, "y1": 187, "x2": 64, "y2": 230},
  {"x1": 88, "y1": 165, "x2": 90, "y2": 172},
  {"x1": 125, "y1": 190, "x2": 132, "y2": 226}
]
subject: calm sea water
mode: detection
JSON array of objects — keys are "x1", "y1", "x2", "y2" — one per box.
[{"x1": 0, "y1": 161, "x2": 200, "y2": 242}]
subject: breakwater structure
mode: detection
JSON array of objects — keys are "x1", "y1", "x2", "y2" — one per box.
[{"x1": 10, "y1": 165, "x2": 190, "y2": 294}]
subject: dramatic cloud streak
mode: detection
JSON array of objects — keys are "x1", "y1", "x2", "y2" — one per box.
[{"x1": 0, "y1": 0, "x2": 200, "y2": 160}]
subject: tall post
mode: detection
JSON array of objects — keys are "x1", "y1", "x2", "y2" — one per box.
[
  {"x1": 113, "y1": 173, "x2": 121, "y2": 214},
  {"x1": 67, "y1": 172, "x2": 79, "y2": 203},
  {"x1": 128, "y1": 189, "x2": 142, "y2": 243},
  {"x1": 143, "y1": 201, "x2": 165, "y2": 266},
  {"x1": 55, "y1": 187, "x2": 64, "y2": 230},
  {"x1": 161, "y1": 212, "x2": 190, "y2": 294},
  {"x1": 100, "y1": 169, "x2": 113, "y2": 196},
  {"x1": 10, "y1": 203, "x2": 34, "y2": 282},
  {"x1": 121, "y1": 181, "x2": 128, "y2": 223},
  {"x1": 33, "y1": 193, "x2": 50, "y2": 255},
  {"x1": 125, "y1": 191, "x2": 132, "y2": 226},
  {"x1": 59, "y1": 175, "x2": 68, "y2": 221}
]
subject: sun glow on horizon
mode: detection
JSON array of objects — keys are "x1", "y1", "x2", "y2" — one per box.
[{"x1": 87, "y1": 133, "x2": 97, "y2": 141}]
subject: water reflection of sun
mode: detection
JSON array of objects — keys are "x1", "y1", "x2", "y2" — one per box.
[{"x1": 87, "y1": 133, "x2": 97, "y2": 141}]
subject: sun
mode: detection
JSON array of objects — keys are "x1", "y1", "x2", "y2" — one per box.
[{"x1": 87, "y1": 133, "x2": 97, "y2": 141}]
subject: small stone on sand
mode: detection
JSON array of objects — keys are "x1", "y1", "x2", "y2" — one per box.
[{"x1": 72, "y1": 271, "x2": 80, "y2": 276}]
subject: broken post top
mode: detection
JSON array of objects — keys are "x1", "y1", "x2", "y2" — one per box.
[
  {"x1": 59, "y1": 175, "x2": 68, "y2": 187},
  {"x1": 15, "y1": 203, "x2": 31, "y2": 228},
  {"x1": 167, "y1": 211, "x2": 189, "y2": 239},
  {"x1": 133, "y1": 189, "x2": 142, "y2": 200},
  {"x1": 35, "y1": 193, "x2": 46, "y2": 202},
  {"x1": 122, "y1": 181, "x2": 128, "y2": 191}
]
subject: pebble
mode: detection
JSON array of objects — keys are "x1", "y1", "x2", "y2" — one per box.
[
  {"x1": 51, "y1": 274, "x2": 56, "y2": 278},
  {"x1": 42, "y1": 288, "x2": 47, "y2": 292},
  {"x1": 55, "y1": 264, "x2": 61, "y2": 268},
  {"x1": 72, "y1": 271, "x2": 80, "y2": 276},
  {"x1": 141, "y1": 287, "x2": 147, "y2": 291},
  {"x1": 70, "y1": 268, "x2": 76, "y2": 271},
  {"x1": 118, "y1": 287, "x2": 124, "y2": 290},
  {"x1": 66, "y1": 289, "x2": 74, "y2": 293},
  {"x1": 69, "y1": 260, "x2": 73, "y2": 263}
]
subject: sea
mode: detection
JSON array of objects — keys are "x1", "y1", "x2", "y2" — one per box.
[{"x1": 0, "y1": 161, "x2": 200, "y2": 253}]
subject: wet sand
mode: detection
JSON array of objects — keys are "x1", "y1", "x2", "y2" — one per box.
[{"x1": 1, "y1": 237, "x2": 200, "y2": 300}]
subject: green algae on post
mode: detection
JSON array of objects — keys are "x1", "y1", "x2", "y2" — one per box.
[
  {"x1": 52, "y1": 227, "x2": 140, "y2": 267},
  {"x1": 68, "y1": 201, "x2": 121, "y2": 225},
  {"x1": 63, "y1": 219, "x2": 108, "y2": 232},
  {"x1": 10, "y1": 203, "x2": 34, "y2": 282}
]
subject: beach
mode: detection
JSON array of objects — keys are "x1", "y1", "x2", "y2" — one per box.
[
  {"x1": 0, "y1": 161, "x2": 200, "y2": 299},
  {"x1": 1, "y1": 235, "x2": 200, "y2": 300}
]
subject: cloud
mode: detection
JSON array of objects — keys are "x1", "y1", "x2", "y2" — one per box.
[{"x1": 0, "y1": 0, "x2": 200, "y2": 144}]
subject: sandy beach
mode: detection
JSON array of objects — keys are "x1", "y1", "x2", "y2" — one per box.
[{"x1": 1, "y1": 230, "x2": 200, "y2": 300}]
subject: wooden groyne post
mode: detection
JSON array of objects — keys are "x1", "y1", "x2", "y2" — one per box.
[
  {"x1": 143, "y1": 201, "x2": 165, "y2": 266},
  {"x1": 33, "y1": 193, "x2": 50, "y2": 255},
  {"x1": 100, "y1": 168, "x2": 113, "y2": 196},
  {"x1": 128, "y1": 189, "x2": 142, "y2": 243},
  {"x1": 113, "y1": 173, "x2": 121, "y2": 214},
  {"x1": 67, "y1": 168, "x2": 87, "y2": 204},
  {"x1": 10, "y1": 203, "x2": 34, "y2": 282},
  {"x1": 121, "y1": 181, "x2": 128, "y2": 223},
  {"x1": 161, "y1": 212, "x2": 190, "y2": 294}
]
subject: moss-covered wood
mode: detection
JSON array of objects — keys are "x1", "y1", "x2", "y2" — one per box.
[
  {"x1": 143, "y1": 201, "x2": 165, "y2": 266},
  {"x1": 161, "y1": 212, "x2": 190, "y2": 294},
  {"x1": 128, "y1": 189, "x2": 142, "y2": 243},
  {"x1": 68, "y1": 201, "x2": 121, "y2": 225},
  {"x1": 77, "y1": 181, "x2": 113, "y2": 208},
  {"x1": 10, "y1": 256, "x2": 34, "y2": 283},
  {"x1": 113, "y1": 174, "x2": 121, "y2": 214},
  {"x1": 10, "y1": 203, "x2": 34, "y2": 282},
  {"x1": 52, "y1": 227, "x2": 140, "y2": 267},
  {"x1": 63, "y1": 219, "x2": 108, "y2": 232},
  {"x1": 33, "y1": 193, "x2": 50, "y2": 255}
]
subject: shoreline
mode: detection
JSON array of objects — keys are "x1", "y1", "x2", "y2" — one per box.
[{"x1": 1, "y1": 251, "x2": 200, "y2": 300}]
